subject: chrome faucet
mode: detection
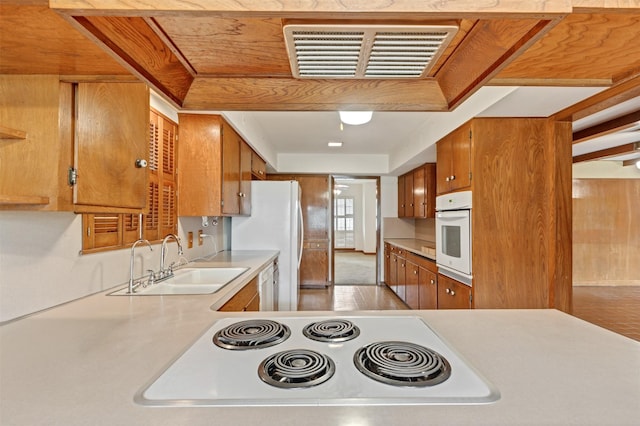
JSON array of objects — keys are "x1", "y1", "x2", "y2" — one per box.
[
  {"x1": 128, "y1": 239, "x2": 153, "y2": 293},
  {"x1": 159, "y1": 233, "x2": 184, "y2": 280}
]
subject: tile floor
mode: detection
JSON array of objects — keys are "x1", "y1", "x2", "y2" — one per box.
[{"x1": 299, "y1": 285, "x2": 640, "y2": 342}]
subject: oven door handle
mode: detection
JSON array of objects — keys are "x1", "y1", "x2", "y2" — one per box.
[{"x1": 436, "y1": 211, "x2": 469, "y2": 220}]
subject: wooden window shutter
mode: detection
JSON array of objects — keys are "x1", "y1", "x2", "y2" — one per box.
[
  {"x1": 145, "y1": 180, "x2": 160, "y2": 241},
  {"x1": 82, "y1": 214, "x2": 121, "y2": 251},
  {"x1": 123, "y1": 213, "x2": 141, "y2": 244},
  {"x1": 149, "y1": 113, "x2": 160, "y2": 173},
  {"x1": 162, "y1": 122, "x2": 176, "y2": 176},
  {"x1": 161, "y1": 182, "x2": 176, "y2": 234}
]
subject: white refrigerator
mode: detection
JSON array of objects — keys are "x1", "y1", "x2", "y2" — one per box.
[{"x1": 231, "y1": 180, "x2": 302, "y2": 311}]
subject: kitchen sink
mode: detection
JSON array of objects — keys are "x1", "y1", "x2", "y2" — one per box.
[{"x1": 109, "y1": 267, "x2": 249, "y2": 296}]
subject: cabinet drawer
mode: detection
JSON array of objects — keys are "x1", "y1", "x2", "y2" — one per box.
[{"x1": 406, "y1": 252, "x2": 437, "y2": 273}]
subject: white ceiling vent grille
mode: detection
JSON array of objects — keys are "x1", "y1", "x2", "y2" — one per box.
[{"x1": 284, "y1": 24, "x2": 458, "y2": 79}]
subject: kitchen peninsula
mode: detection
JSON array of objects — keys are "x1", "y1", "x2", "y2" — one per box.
[{"x1": 1, "y1": 254, "x2": 638, "y2": 425}]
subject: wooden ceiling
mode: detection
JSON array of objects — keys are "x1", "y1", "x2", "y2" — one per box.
[{"x1": 2, "y1": 1, "x2": 640, "y2": 112}]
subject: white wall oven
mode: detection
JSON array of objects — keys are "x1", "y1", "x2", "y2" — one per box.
[{"x1": 436, "y1": 191, "x2": 472, "y2": 285}]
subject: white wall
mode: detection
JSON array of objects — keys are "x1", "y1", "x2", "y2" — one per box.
[
  {"x1": 0, "y1": 212, "x2": 226, "y2": 323},
  {"x1": 277, "y1": 153, "x2": 389, "y2": 175},
  {"x1": 573, "y1": 160, "x2": 640, "y2": 178},
  {"x1": 362, "y1": 181, "x2": 377, "y2": 254}
]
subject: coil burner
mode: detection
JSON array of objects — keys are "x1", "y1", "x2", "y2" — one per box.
[
  {"x1": 354, "y1": 341, "x2": 451, "y2": 387},
  {"x1": 212, "y1": 319, "x2": 290, "y2": 350},
  {"x1": 302, "y1": 319, "x2": 361, "y2": 343},
  {"x1": 258, "y1": 349, "x2": 336, "y2": 389}
]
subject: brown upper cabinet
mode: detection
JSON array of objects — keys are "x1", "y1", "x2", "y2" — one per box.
[
  {"x1": 1, "y1": 76, "x2": 149, "y2": 213},
  {"x1": 251, "y1": 151, "x2": 267, "y2": 180},
  {"x1": 398, "y1": 163, "x2": 436, "y2": 218},
  {"x1": 436, "y1": 122, "x2": 472, "y2": 195},
  {"x1": 177, "y1": 114, "x2": 252, "y2": 217}
]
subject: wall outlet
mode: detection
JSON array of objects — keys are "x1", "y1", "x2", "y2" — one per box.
[
  {"x1": 187, "y1": 232, "x2": 193, "y2": 249},
  {"x1": 198, "y1": 230, "x2": 203, "y2": 246}
]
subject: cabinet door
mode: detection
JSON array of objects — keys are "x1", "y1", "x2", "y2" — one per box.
[
  {"x1": 437, "y1": 274, "x2": 471, "y2": 309},
  {"x1": 404, "y1": 172, "x2": 414, "y2": 218},
  {"x1": 75, "y1": 82, "x2": 149, "y2": 211},
  {"x1": 436, "y1": 138, "x2": 452, "y2": 195},
  {"x1": 177, "y1": 114, "x2": 222, "y2": 217},
  {"x1": 251, "y1": 151, "x2": 266, "y2": 180},
  {"x1": 396, "y1": 252, "x2": 406, "y2": 301},
  {"x1": 422, "y1": 163, "x2": 437, "y2": 218},
  {"x1": 405, "y1": 260, "x2": 420, "y2": 309},
  {"x1": 298, "y1": 175, "x2": 329, "y2": 240},
  {"x1": 218, "y1": 278, "x2": 260, "y2": 311},
  {"x1": 450, "y1": 124, "x2": 471, "y2": 192},
  {"x1": 419, "y1": 267, "x2": 438, "y2": 309},
  {"x1": 221, "y1": 120, "x2": 241, "y2": 215},
  {"x1": 300, "y1": 240, "x2": 329, "y2": 286},
  {"x1": 397, "y1": 174, "x2": 405, "y2": 217},
  {"x1": 389, "y1": 252, "x2": 398, "y2": 292},
  {"x1": 383, "y1": 244, "x2": 391, "y2": 285},
  {"x1": 413, "y1": 167, "x2": 425, "y2": 218},
  {"x1": 239, "y1": 140, "x2": 252, "y2": 215}
]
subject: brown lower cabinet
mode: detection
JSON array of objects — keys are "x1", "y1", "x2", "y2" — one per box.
[
  {"x1": 437, "y1": 274, "x2": 472, "y2": 309},
  {"x1": 385, "y1": 244, "x2": 443, "y2": 310},
  {"x1": 218, "y1": 277, "x2": 260, "y2": 312}
]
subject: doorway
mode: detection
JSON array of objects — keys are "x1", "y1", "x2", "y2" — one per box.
[{"x1": 331, "y1": 176, "x2": 380, "y2": 285}]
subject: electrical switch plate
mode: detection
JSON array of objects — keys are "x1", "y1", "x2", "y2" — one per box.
[
  {"x1": 187, "y1": 232, "x2": 193, "y2": 249},
  {"x1": 198, "y1": 230, "x2": 203, "y2": 246}
]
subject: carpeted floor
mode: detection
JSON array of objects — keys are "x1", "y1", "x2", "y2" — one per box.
[{"x1": 334, "y1": 251, "x2": 376, "y2": 285}]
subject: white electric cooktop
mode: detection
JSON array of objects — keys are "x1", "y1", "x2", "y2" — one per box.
[{"x1": 136, "y1": 316, "x2": 500, "y2": 406}]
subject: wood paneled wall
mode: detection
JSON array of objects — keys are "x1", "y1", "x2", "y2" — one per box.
[{"x1": 573, "y1": 179, "x2": 640, "y2": 286}]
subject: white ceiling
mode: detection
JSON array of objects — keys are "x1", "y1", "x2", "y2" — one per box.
[{"x1": 226, "y1": 86, "x2": 640, "y2": 174}]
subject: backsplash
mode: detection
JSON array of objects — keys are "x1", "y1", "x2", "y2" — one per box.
[
  {"x1": 382, "y1": 217, "x2": 435, "y2": 243},
  {"x1": 0, "y1": 212, "x2": 227, "y2": 323},
  {"x1": 415, "y1": 218, "x2": 436, "y2": 242}
]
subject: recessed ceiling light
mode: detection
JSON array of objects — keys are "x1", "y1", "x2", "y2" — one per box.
[
  {"x1": 328, "y1": 141, "x2": 343, "y2": 147},
  {"x1": 339, "y1": 111, "x2": 373, "y2": 125}
]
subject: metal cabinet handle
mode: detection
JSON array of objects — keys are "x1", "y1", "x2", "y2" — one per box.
[
  {"x1": 450, "y1": 175, "x2": 456, "y2": 181},
  {"x1": 450, "y1": 290, "x2": 456, "y2": 296},
  {"x1": 445, "y1": 177, "x2": 450, "y2": 182},
  {"x1": 135, "y1": 159, "x2": 147, "y2": 168},
  {"x1": 430, "y1": 279, "x2": 435, "y2": 284}
]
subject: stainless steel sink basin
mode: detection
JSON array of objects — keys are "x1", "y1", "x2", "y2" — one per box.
[{"x1": 109, "y1": 267, "x2": 249, "y2": 295}]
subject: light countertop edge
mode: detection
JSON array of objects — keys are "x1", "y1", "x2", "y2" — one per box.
[{"x1": 385, "y1": 238, "x2": 436, "y2": 261}]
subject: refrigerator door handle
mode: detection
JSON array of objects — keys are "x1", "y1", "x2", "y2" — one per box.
[{"x1": 297, "y1": 200, "x2": 304, "y2": 268}]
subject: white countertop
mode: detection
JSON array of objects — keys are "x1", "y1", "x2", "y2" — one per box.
[
  {"x1": 385, "y1": 238, "x2": 437, "y2": 260},
  {"x1": 1, "y1": 250, "x2": 639, "y2": 425}
]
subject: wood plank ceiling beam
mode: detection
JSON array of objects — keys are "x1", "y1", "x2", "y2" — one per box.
[
  {"x1": 182, "y1": 78, "x2": 447, "y2": 111},
  {"x1": 49, "y1": 0, "x2": 571, "y2": 16},
  {"x1": 436, "y1": 18, "x2": 558, "y2": 109},
  {"x1": 553, "y1": 74, "x2": 640, "y2": 122},
  {"x1": 69, "y1": 16, "x2": 194, "y2": 106},
  {"x1": 573, "y1": 110, "x2": 640, "y2": 144},
  {"x1": 572, "y1": 142, "x2": 640, "y2": 163}
]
